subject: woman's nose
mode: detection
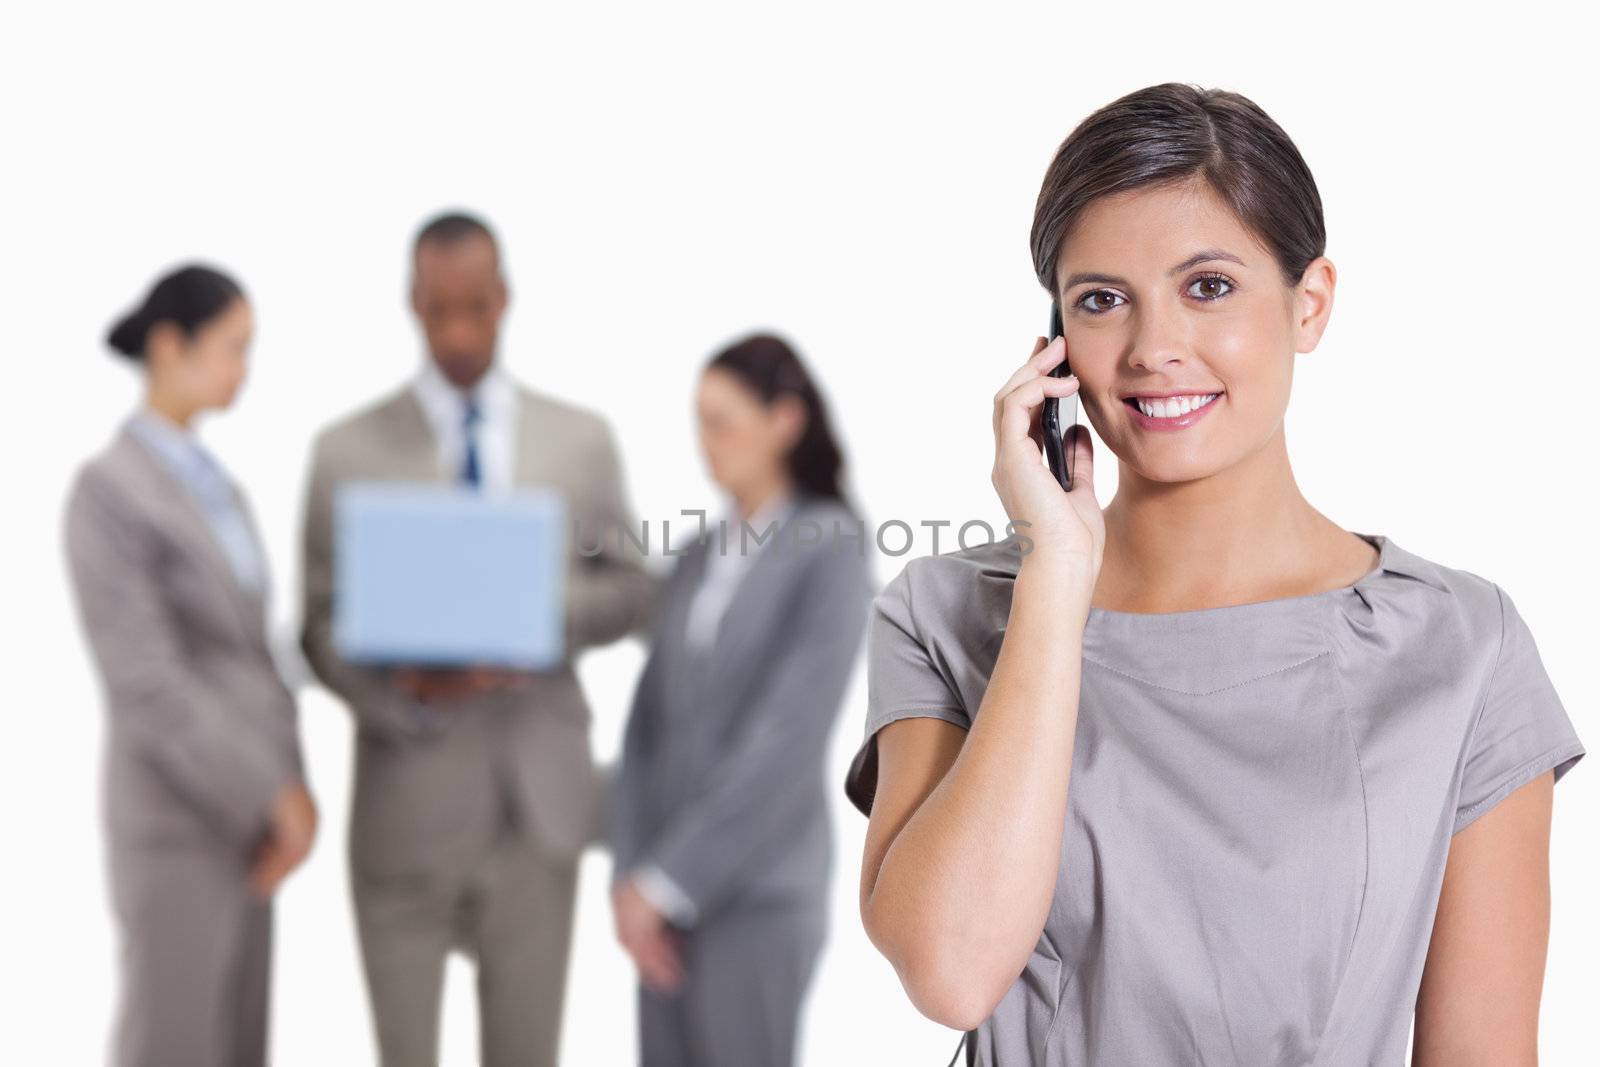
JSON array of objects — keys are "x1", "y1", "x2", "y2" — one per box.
[{"x1": 1124, "y1": 308, "x2": 1192, "y2": 372}]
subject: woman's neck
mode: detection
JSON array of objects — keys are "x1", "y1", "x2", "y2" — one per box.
[
  {"x1": 144, "y1": 385, "x2": 198, "y2": 431},
  {"x1": 1094, "y1": 428, "x2": 1368, "y2": 613},
  {"x1": 733, "y1": 475, "x2": 795, "y2": 522}
]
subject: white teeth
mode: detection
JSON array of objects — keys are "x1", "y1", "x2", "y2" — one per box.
[{"x1": 1136, "y1": 393, "x2": 1218, "y2": 419}]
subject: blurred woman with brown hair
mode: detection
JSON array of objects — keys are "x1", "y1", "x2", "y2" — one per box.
[{"x1": 609, "y1": 332, "x2": 874, "y2": 1067}]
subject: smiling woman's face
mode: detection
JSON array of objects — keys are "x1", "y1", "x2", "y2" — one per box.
[{"x1": 1054, "y1": 174, "x2": 1333, "y2": 486}]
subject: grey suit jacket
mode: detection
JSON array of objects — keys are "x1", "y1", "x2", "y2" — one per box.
[
  {"x1": 299, "y1": 381, "x2": 657, "y2": 877},
  {"x1": 64, "y1": 422, "x2": 303, "y2": 850},
  {"x1": 610, "y1": 493, "x2": 876, "y2": 923}
]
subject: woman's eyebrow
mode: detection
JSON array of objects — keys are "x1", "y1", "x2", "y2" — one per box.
[{"x1": 1061, "y1": 248, "x2": 1246, "y2": 291}]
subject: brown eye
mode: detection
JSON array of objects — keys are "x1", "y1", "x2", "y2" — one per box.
[
  {"x1": 1076, "y1": 290, "x2": 1126, "y2": 315},
  {"x1": 1188, "y1": 274, "x2": 1235, "y2": 301}
]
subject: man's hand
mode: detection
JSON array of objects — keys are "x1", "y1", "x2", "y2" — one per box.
[
  {"x1": 390, "y1": 665, "x2": 535, "y2": 705},
  {"x1": 249, "y1": 781, "x2": 318, "y2": 899},
  {"x1": 612, "y1": 878, "x2": 686, "y2": 994}
]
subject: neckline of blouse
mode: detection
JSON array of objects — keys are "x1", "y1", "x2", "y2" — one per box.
[{"x1": 1083, "y1": 531, "x2": 1446, "y2": 624}]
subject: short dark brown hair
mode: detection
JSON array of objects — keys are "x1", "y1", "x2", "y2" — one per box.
[
  {"x1": 412, "y1": 209, "x2": 499, "y2": 258},
  {"x1": 1030, "y1": 83, "x2": 1326, "y2": 295}
]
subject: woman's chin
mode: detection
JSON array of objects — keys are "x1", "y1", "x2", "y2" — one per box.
[{"x1": 1124, "y1": 452, "x2": 1230, "y2": 487}]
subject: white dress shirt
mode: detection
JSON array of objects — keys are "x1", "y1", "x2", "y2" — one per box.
[
  {"x1": 682, "y1": 488, "x2": 799, "y2": 655},
  {"x1": 410, "y1": 358, "x2": 519, "y2": 492},
  {"x1": 632, "y1": 486, "x2": 799, "y2": 927}
]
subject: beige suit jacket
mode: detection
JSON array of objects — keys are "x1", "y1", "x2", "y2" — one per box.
[
  {"x1": 299, "y1": 380, "x2": 657, "y2": 876},
  {"x1": 65, "y1": 422, "x2": 303, "y2": 850}
]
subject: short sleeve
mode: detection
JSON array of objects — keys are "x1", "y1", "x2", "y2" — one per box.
[
  {"x1": 843, "y1": 563, "x2": 971, "y2": 817},
  {"x1": 1453, "y1": 585, "x2": 1585, "y2": 835}
]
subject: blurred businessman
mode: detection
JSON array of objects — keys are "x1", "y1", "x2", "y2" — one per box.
[
  {"x1": 65, "y1": 264, "x2": 315, "y2": 1067},
  {"x1": 298, "y1": 211, "x2": 657, "y2": 1067},
  {"x1": 609, "y1": 333, "x2": 873, "y2": 1067}
]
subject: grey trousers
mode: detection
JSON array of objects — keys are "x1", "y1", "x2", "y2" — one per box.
[
  {"x1": 352, "y1": 822, "x2": 580, "y2": 1067},
  {"x1": 107, "y1": 838, "x2": 272, "y2": 1067},
  {"x1": 637, "y1": 900, "x2": 827, "y2": 1067}
]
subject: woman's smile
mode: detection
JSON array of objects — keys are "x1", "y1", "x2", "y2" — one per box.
[{"x1": 1120, "y1": 389, "x2": 1224, "y2": 432}]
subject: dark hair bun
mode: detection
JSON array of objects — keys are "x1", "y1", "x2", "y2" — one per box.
[
  {"x1": 106, "y1": 309, "x2": 150, "y2": 360},
  {"x1": 105, "y1": 263, "x2": 246, "y2": 362}
]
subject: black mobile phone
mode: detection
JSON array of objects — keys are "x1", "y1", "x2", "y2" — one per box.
[{"x1": 1040, "y1": 300, "x2": 1077, "y2": 491}]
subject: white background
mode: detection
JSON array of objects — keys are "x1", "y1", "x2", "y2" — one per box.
[{"x1": 4, "y1": 1, "x2": 1595, "y2": 1062}]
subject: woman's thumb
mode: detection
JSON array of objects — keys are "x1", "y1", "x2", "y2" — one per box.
[{"x1": 1067, "y1": 423, "x2": 1094, "y2": 492}]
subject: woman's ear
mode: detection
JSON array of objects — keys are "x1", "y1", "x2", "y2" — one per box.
[
  {"x1": 143, "y1": 320, "x2": 186, "y2": 368},
  {"x1": 1293, "y1": 256, "x2": 1337, "y2": 354},
  {"x1": 772, "y1": 393, "x2": 809, "y2": 451}
]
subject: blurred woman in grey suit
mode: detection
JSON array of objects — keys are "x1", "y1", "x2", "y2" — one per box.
[
  {"x1": 609, "y1": 333, "x2": 874, "y2": 1067},
  {"x1": 63, "y1": 265, "x2": 316, "y2": 1067}
]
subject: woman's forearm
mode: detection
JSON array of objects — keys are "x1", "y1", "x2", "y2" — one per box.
[{"x1": 866, "y1": 549, "x2": 1091, "y2": 1025}]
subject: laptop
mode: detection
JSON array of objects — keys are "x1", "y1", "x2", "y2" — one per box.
[{"x1": 332, "y1": 481, "x2": 567, "y2": 669}]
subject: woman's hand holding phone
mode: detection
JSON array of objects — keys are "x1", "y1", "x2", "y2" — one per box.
[{"x1": 990, "y1": 335, "x2": 1104, "y2": 590}]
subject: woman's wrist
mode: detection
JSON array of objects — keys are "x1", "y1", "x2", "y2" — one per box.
[{"x1": 1014, "y1": 547, "x2": 1096, "y2": 616}]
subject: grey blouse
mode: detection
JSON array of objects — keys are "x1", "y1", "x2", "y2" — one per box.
[{"x1": 844, "y1": 532, "x2": 1584, "y2": 1065}]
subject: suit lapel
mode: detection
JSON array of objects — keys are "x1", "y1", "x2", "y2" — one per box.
[
  {"x1": 657, "y1": 533, "x2": 712, "y2": 702},
  {"x1": 703, "y1": 497, "x2": 810, "y2": 663},
  {"x1": 388, "y1": 388, "x2": 450, "y2": 484},
  {"x1": 114, "y1": 423, "x2": 267, "y2": 646},
  {"x1": 512, "y1": 388, "x2": 541, "y2": 489}
]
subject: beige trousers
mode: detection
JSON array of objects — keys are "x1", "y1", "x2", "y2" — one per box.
[{"x1": 352, "y1": 820, "x2": 579, "y2": 1067}]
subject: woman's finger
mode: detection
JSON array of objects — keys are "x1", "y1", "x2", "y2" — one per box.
[
  {"x1": 996, "y1": 372, "x2": 1081, "y2": 449},
  {"x1": 249, "y1": 844, "x2": 292, "y2": 898},
  {"x1": 639, "y1": 935, "x2": 685, "y2": 991},
  {"x1": 997, "y1": 372, "x2": 1079, "y2": 446},
  {"x1": 991, "y1": 336, "x2": 1066, "y2": 429},
  {"x1": 992, "y1": 336, "x2": 1063, "y2": 405}
]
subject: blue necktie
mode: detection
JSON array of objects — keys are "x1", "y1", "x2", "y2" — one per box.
[{"x1": 461, "y1": 396, "x2": 482, "y2": 488}]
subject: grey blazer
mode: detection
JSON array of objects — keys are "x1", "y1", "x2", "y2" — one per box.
[
  {"x1": 63, "y1": 422, "x2": 303, "y2": 849},
  {"x1": 299, "y1": 382, "x2": 658, "y2": 877},
  {"x1": 610, "y1": 493, "x2": 876, "y2": 922}
]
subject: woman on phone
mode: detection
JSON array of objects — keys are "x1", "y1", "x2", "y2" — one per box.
[
  {"x1": 610, "y1": 333, "x2": 873, "y2": 1067},
  {"x1": 64, "y1": 264, "x2": 315, "y2": 1067},
  {"x1": 845, "y1": 83, "x2": 1584, "y2": 1064}
]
